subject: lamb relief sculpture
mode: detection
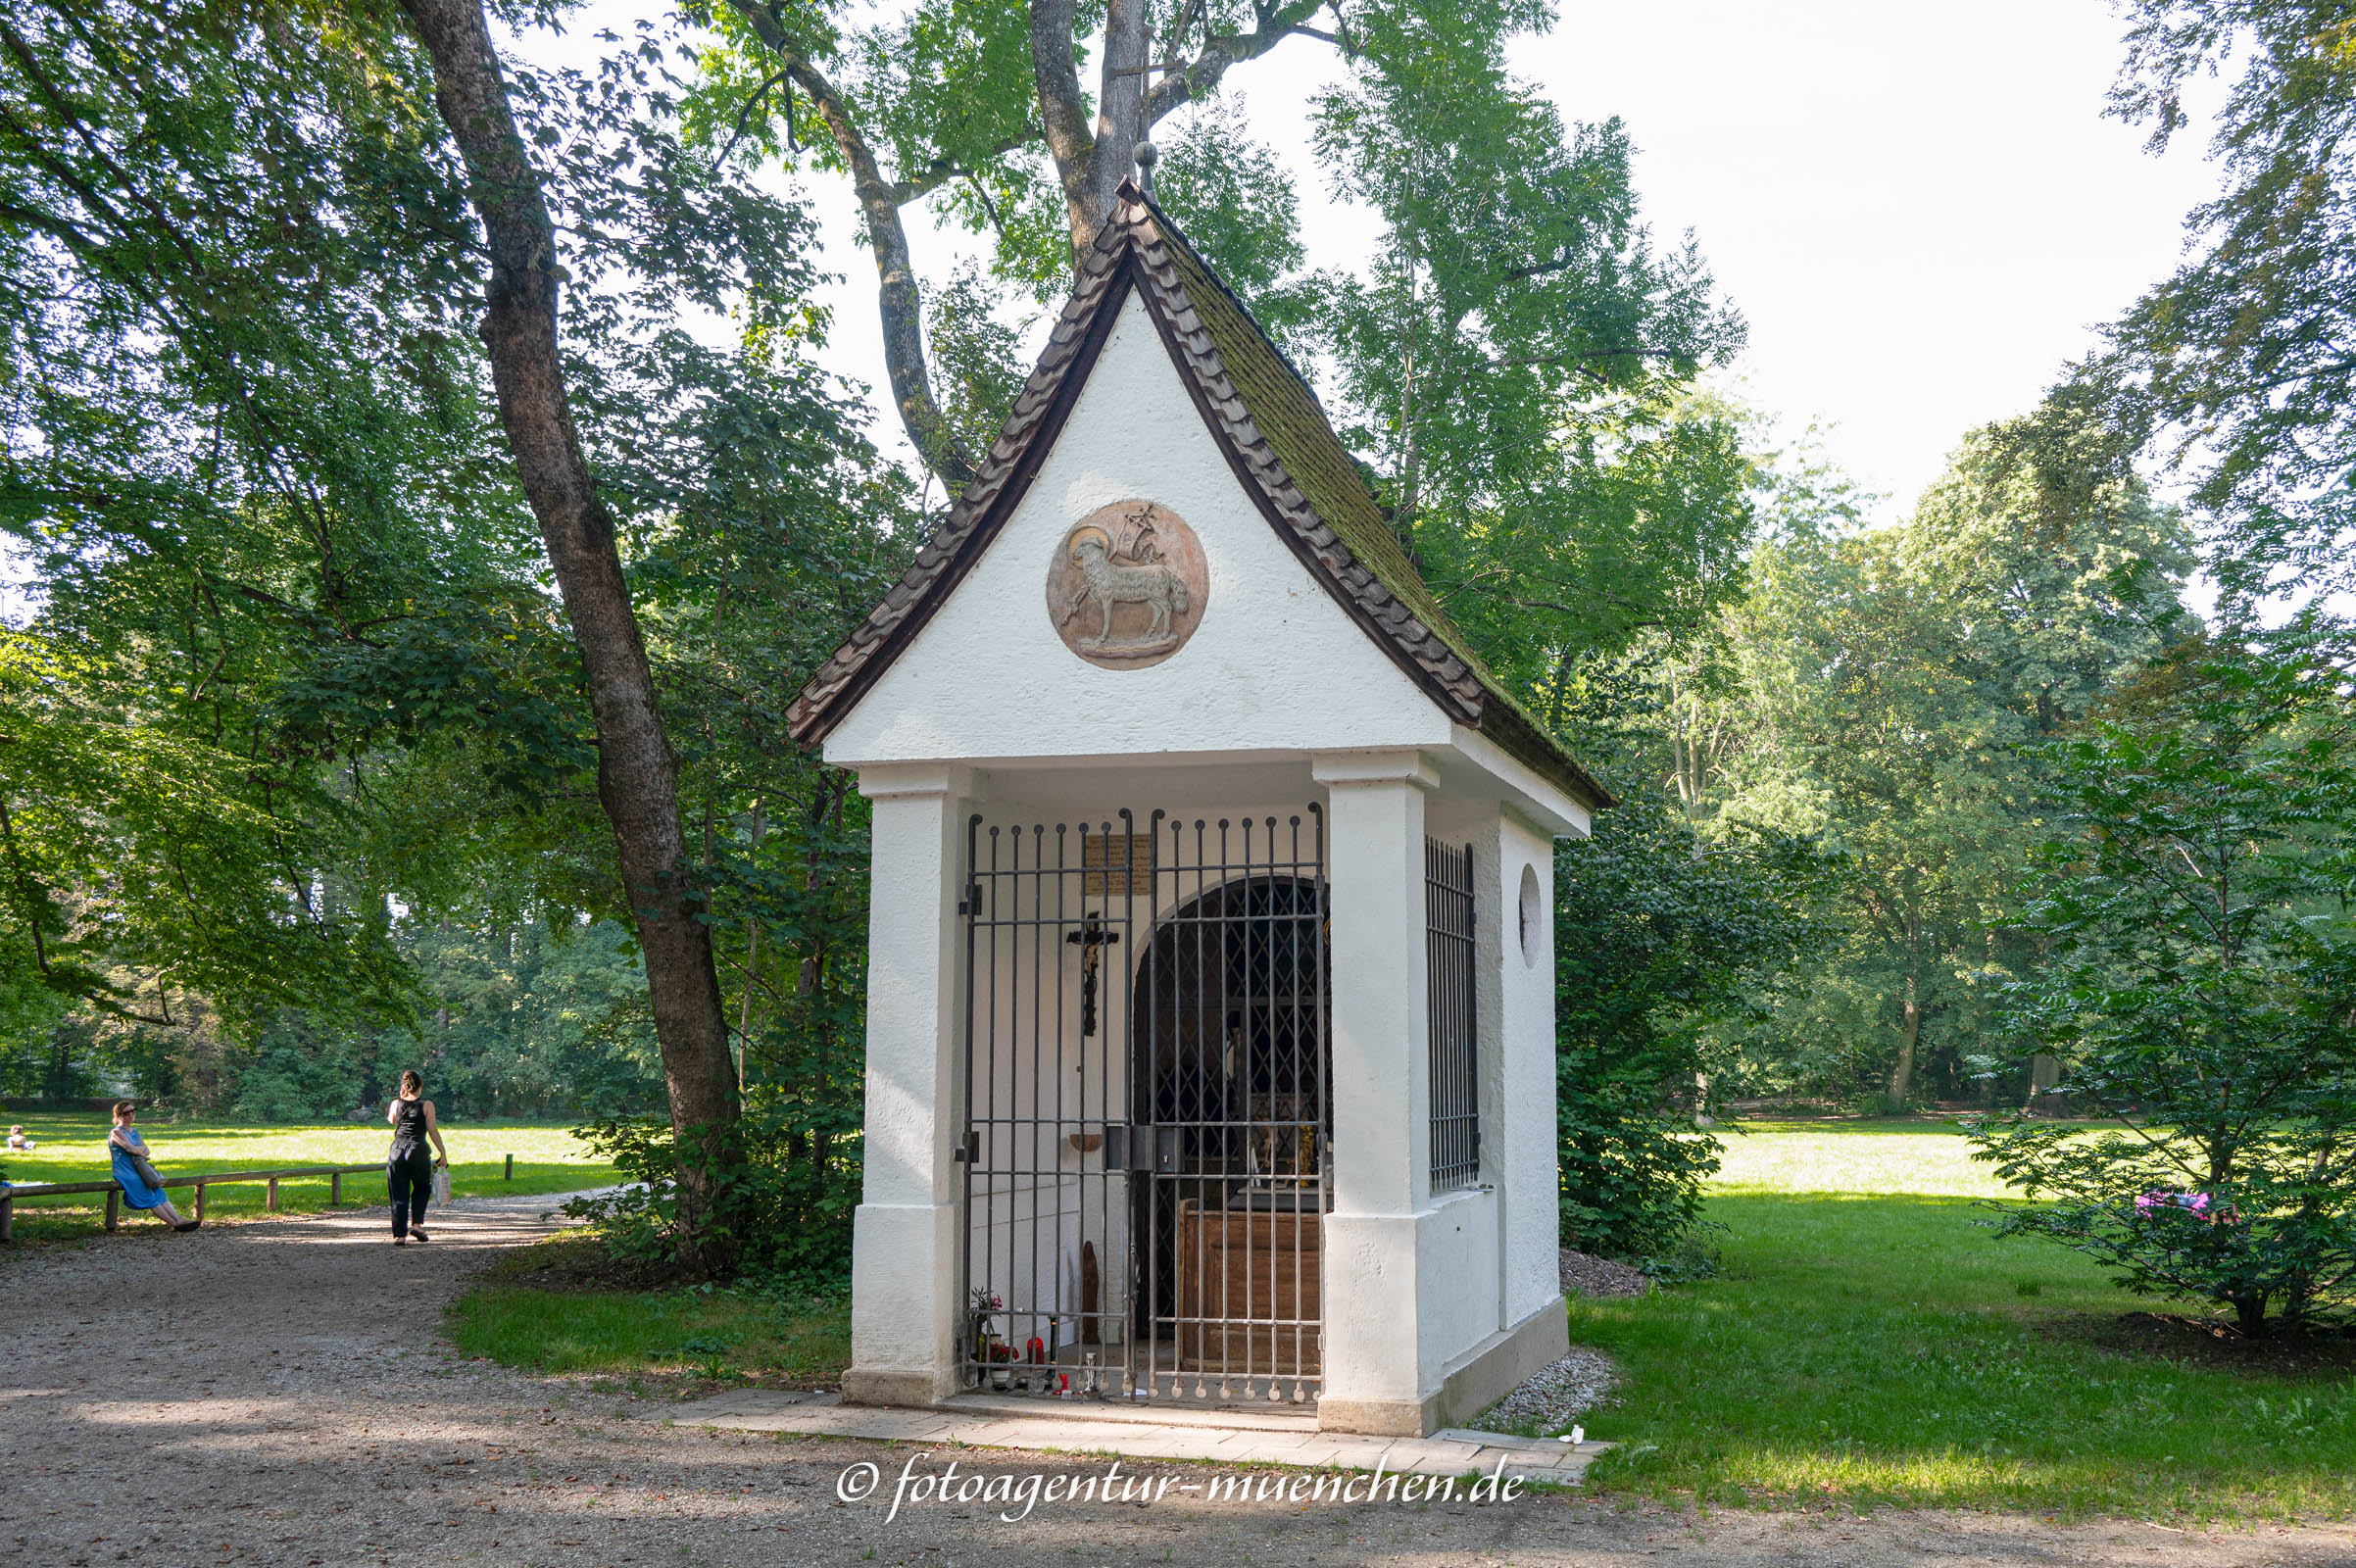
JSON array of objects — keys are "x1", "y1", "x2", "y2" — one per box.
[{"x1": 1044, "y1": 500, "x2": 1209, "y2": 669}]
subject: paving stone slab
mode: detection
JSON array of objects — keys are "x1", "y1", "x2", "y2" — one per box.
[
  {"x1": 666, "y1": 1392, "x2": 1604, "y2": 1483},
  {"x1": 1431, "y1": 1427, "x2": 1563, "y2": 1450}
]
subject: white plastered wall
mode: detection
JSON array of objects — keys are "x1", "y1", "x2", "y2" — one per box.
[
  {"x1": 1413, "y1": 795, "x2": 1506, "y2": 1384},
  {"x1": 822, "y1": 289, "x2": 1449, "y2": 771},
  {"x1": 829, "y1": 284, "x2": 1576, "y2": 1429},
  {"x1": 1498, "y1": 808, "x2": 1563, "y2": 1326}
]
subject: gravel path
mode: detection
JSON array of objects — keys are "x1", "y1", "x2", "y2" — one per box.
[{"x1": 9, "y1": 1197, "x2": 2356, "y2": 1567}]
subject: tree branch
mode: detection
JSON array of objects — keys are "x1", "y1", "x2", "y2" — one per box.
[
  {"x1": 719, "y1": 0, "x2": 977, "y2": 487},
  {"x1": 1481, "y1": 345, "x2": 1676, "y2": 373},
  {"x1": 715, "y1": 66, "x2": 796, "y2": 167},
  {"x1": 1028, "y1": 0, "x2": 1094, "y2": 266},
  {"x1": 1142, "y1": 1, "x2": 1331, "y2": 129}
]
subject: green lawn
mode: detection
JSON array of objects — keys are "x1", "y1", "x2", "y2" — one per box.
[
  {"x1": 433, "y1": 1117, "x2": 2356, "y2": 1519},
  {"x1": 1573, "y1": 1119, "x2": 2356, "y2": 1519},
  {"x1": 0, "y1": 1112, "x2": 616, "y2": 1243},
  {"x1": 449, "y1": 1235, "x2": 851, "y2": 1386}
]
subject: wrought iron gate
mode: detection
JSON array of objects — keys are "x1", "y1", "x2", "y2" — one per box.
[{"x1": 957, "y1": 807, "x2": 1329, "y2": 1403}]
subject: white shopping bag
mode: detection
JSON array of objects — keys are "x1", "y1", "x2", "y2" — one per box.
[{"x1": 431, "y1": 1165, "x2": 452, "y2": 1205}]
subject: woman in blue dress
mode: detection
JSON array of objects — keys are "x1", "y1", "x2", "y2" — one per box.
[{"x1": 108, "y1": 1101, "x2": 198, "y2": 1232}]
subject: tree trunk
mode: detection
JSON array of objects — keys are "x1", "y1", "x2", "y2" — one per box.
[
  {"x1": 1031, "y1": 0, "x2": 1152, "y2": 270},
  {"x1": 1888, "y1": 972, "x2": 1920, "y2": 1112},
  {"x1": 397, "y1": 0, "x2": 740, "y2": 1274},
  {"x1": 2025, "y1": 1052, "x2": 2061, "y2": 1114},
  {"x1": 736, "y1": 802, "x2": 766, "y2": 1095},
  {"x1": 716, "y1": 0, "x2": 977, "y2": 489}
]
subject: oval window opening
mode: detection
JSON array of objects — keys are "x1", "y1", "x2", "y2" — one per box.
[{"x1": 1517, "y1": 862, "x2": 1542, "y2": 968}]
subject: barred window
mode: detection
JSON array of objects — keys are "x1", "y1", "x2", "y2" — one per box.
[{"x1": 1425, "y1": 838, "x2": 1479, "y2": 1192}]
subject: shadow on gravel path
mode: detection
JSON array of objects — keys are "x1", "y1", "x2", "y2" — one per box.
[{"x1": 7, "y1": 1194, "x2": 2355, "y2": 1567}]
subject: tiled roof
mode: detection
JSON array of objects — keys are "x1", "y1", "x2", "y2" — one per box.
[{"x1": 787, "y1": 183, "x2": 1610, "y2": 811}]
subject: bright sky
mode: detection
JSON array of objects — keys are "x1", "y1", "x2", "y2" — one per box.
[
  {"x1": 799, "y1": 2, "x2": 2224, "y2": 521},
  {"x1": 0, "y1": 1, "x2": 2225, "y2": 626}
]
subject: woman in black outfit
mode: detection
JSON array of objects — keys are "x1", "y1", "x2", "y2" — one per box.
[{"x1": 384, "y1": 1069, "x2": 450, "y2": 1244}]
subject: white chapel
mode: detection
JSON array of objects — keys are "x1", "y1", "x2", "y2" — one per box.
[{"x1": 787, "y1": 181, "x2": 1610, "y2": 1437}]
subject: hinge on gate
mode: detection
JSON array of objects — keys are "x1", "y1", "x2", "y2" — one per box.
[
  {"x1": 957, "y1": 882, "x2": 982, "y2": 915},
  {"x1": 952, "y1": 1129, "x2": 981, "y2": 1164}
]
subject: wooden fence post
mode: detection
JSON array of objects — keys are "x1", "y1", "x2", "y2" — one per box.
[
  {"x1": 504, "y1": 1153, "x2": 514, "y2": 1181},
  {"x1": 106, "y1": 1189, "x2": 121, "y2": 1231},
  {"x1": 330, "y1": 1171, "x2": 341, "y2": 1207},
  {"x1": 194, "y1": 1183, "x2": 206, "y2": 1225},
  {"x1": 266, "y1": 1176, "x2": 278, "y2": 1213},
  {"x1": 0, "y1": 1191, "x2": 12, "y2": 1245}
]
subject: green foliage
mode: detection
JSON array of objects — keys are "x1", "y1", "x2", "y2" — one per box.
[
  {"x1": 1723, "y1": 405, "x2": 2194, "y2": 1109},
  {"x1": 570, "y1": 1087, "x2": 863, "y2": 1289},
  {"x1": 0, "y1": 909, "x2": 668, "y2": 1119},
  {"x1": 1151, "y1": 97, "x2": 1327, "y2": 356},
  {"x1": 1969, "y1": 642, "x2": 2356, "y2": 1335},
  {"x1": 1552, "y1": 785, "x2": 1818, "y2": 1256},
  {"x1": 0, "y1": 0, "x2": 577, "y2": 1036},
  {"x1": 0, "y1": 0, "x2": 903, "y2": 1192},
  {"x1": 1311, "y1": 7, "x2": 1749, "y2": 668},
  {"x1": 406, "y1": 919, "x2": 666, "y2": 1119},
  {"x1": 2096, "y1": 1, "x2": 2356, "y2": 612},
  {"x1": 922, "y1": 261, "x2": 1029, "y2": 469},
  {"x1": 0, "y1": 632, "x2": 413, "y2": 1033},
  {"x1": 692, "y1": 0, "x2": 1072, "y2": 298},
  {"x1": 1553, "y1": 1057, "x2": 1718, "y2": 1259}
]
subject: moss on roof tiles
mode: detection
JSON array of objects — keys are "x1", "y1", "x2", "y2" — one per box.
[{"x1": 1148, "y1": 206, "x2": 1611, "y2": 810}]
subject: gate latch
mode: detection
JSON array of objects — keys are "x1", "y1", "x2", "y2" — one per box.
[{"x1": 1102, "y1": 1125, "x2": 1179, "y2": 1173}]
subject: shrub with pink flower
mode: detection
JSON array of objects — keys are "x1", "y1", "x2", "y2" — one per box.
[
  {"x1": 2133, "y1": 1190, "x2": 2226, "y2": 1220},
  {"x1": 1965, "y1": 649, "x2": 2356, "y2": 1338}
]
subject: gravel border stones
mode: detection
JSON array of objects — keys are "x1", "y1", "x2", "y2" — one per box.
[
  {"x1": 1480, "y1": 1349, "x2": 1618, "y2": 1435},
  {"x1": 1561, "y1": 1247, "x2": 1652, "y2": 1298}
]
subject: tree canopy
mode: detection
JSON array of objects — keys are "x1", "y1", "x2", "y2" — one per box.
[{"x1": 3, "y1": 0, "x2": 2346, "y2": 1288}]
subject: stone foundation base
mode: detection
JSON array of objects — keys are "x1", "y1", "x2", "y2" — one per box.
[
  {"x1": 840, "y1": 1366, "x2": 954, "y2": 1408},
  {"x1": 1316, "y1": 1298, "x2": 1570, "y2": 1437}
]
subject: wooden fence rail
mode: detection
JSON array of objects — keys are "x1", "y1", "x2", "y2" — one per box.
[{"x1": 0, "y1": 1156, "x2": 515, "y2": 1243}]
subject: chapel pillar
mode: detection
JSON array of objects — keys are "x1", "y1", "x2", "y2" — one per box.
[
  {"x1": 842, "y1": 762, "x2": 976, "y2": 1406},
  {"x1": 1310, "y1": 749, "x2": 1435, "y2": 1433}
]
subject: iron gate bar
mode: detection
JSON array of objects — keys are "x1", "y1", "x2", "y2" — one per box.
[
  {"x1": 958, "y1": 805, "x2": 1327, "y2": 1404},
  {"x1": 1426, "y1": 838, "x2": 1479, "y2": 1193},
  {"x1": 961, "y1": 812, "x2": 1141, "y2": 1399},
  {"x1": 1140, "y1": 809, "x2": 1328, "y2": 1401}
]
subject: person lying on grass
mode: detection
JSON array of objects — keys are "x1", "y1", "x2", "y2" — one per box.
[{"x1": 108, "y1": 1102, "x2": 197, "y2": 1233}]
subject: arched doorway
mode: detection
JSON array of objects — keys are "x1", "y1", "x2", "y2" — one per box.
[{"x1": 1129, "y1": 870, "x2": 1331, "y2": 1389}]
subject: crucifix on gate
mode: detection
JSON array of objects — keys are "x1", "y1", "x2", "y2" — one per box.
[{"x1": 1065, "y1": 915, "x2": 1119, "y2": 1036}]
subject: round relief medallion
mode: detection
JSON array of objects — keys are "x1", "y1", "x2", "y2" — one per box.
[{"x1": 1043, "y1": 500, "x2": 1209, "y2": 669}]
